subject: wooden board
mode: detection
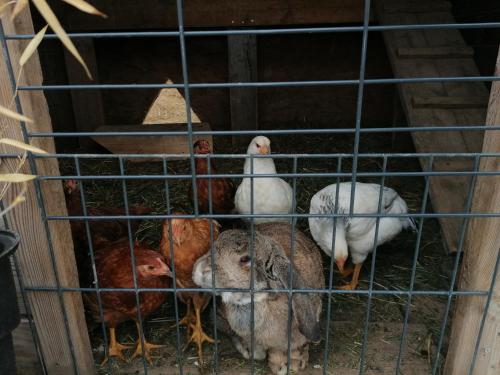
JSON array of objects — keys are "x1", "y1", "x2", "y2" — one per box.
[
  {"x1": 92, "y1": 123, "x2": 213, "y2": 159},
  {"x1": 56, "y1": 0, "x2": 367, "y2": 31},
  {"x1": 0, "y1": 6, "x2": 95, "y2": 375},
  {"x1": 443, "y1": 48, "x2": 500, "y2": 375},
  {"x1": 13, "y1": 320, "x2": 43, "y2": 375},
  {"x1": 228, "y1": 35, "x2": 258, "y2": 142},
  {"x1": 376, "y1": 0, "x2": 488, "y2": 253},
  {"x1": 412, "y1": 95, "x2": 489, "y2": 109},
  {"x1": 397, "y1": 46, "x2": 474, "y2": 59}
]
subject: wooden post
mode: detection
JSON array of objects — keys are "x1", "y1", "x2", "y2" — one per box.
[
  {"x1": 228, "y1": 34, "x2": 258, "y2": 143},
  {"x1": 0, "y1": 9, "x2": 94, "y2": 375},
  {"x1": 63, "y1": 38, "x2": 105, "y2": 149},
  {"x1": 443, "y1": 47, "x2": 500, "y2": 375}
]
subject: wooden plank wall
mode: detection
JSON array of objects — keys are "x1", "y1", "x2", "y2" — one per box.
[
  {"x1": 443, "y1": 47, "x2": 500, "y2": 375},
  {"x1": 0, "y1": 7, "x2": 94, "y2": 375},
  {"x1": 376, "y1": 0, "x2": 488, "y2": 252},
  {"x1": 56, "y1": 0, "x2": 367, "y2": 30}
]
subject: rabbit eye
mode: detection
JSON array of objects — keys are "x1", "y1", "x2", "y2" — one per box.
[{"x1": 239, "y1": 255, "x2": 251, "y2": 265}]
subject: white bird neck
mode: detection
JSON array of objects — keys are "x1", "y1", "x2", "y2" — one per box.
[{"x1": 243, "y1": 157, "x2": 277, "y2": 175}]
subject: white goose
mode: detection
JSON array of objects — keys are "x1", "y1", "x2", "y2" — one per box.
[
  {"x1": 235, "y1": 136, "x2": 293, "y2": 224},
  {"x1": 309, "y1": 182, "x2": 416, "y2": 289}
]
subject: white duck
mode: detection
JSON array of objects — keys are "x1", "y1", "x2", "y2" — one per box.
[
  {"x1": 309, "y1": 182, "x2": 416, "y2": 290},
  {"x1": 235, "y1": 136, "x2": 293, "y2": 224}
]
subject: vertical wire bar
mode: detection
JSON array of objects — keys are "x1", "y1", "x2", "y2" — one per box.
[
  {"x1": 322, "y1": 156, "x2": 343, "y2": 374},
  {"x1": 348, "y1": 0, "x2": 372, "y2": 215},
  {"x1": 285, "y1": 157, "x2": 299, "y2": 375},
  {"x1": 118, "y1": 157, "x2": 148, "y2": 374},
  {"x1": 175, "y1": 0, "x2": 199, "y2": 216},
  {"x1": 206, "y1": 154, "x2": 220, "y2": 372},
  {"x1": 1, "y1": 211, "x2": 47, "y2": 374},
  {"x1": 74, "y1": 157, "x2": 111, "y2": 372},
  {"x1": 358, "y1": 155, "x2": 388, "y2": 375},
  {"x1": 468, "y1": 247, "x2": 500, "y2": 374},
  {"x1": 0, "y1": 22, "x2": 79, "y2": 375},
  {"x1": 162, "y1": 158, "x2": 184, "y2": 375},
  {"x1": 431, "y1": 155, "x2": 481, "y2": 375},
  {"x1": 395, "y1": 156, "x2": 433, "y2": 374},
  {"x1": 249, "y1": 155, "x2": 256, "y2": 374}
]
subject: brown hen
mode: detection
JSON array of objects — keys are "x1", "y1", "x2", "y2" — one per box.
[
  {"x1": 159, "y1": 214, "x2": 219, "y2": 362},
  {"x1": 189, "y1": 140, "x2": 235, "y2": 215},
  {"x1": 83, "y1": 240, "x2": 171, "y2": 363},
  {"x1": 63, "y1": 180, "x2": 151, "y2": 285}
]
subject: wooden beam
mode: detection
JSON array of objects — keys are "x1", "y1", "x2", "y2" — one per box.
[
  {"x1": 228, "y1": 34, "x2": 258, "y2": 143},
  {"x1": 376, "y1": 0, "x2": 488, "y2": 253},
  {"x1": 59, "y1": 0, "x2": 367, "y2": 31},
  {"x1": 92, "y1": 123, "x2": 213, "y2": 159},
  {"x1": 397, "y1": 46, "x2": 474, "y2": 59},
  {"x1": 63, "y1": 38, "x2": 105, "y2": 149},
  {"x1": 0, "y1": 7, "x2": 94, "y2": 375},
  {"x1": 411, "y1": 95, "x2": 489, "y2": 109},
  {"x1": 443, "y1": 47, "x2": 500, "y2": 375}
]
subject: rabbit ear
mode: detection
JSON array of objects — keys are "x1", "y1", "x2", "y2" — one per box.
[{"x1": 262, "y1": 239, "x2": 321, "y2": 343}]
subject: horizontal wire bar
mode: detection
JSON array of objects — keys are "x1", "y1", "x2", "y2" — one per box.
[
  {"x1": 3, "y1": 152, "x2": 500, "y2": 159},
  {"x1": 22, "y1": 286, "x2": 489, "y2": 296},
  {"x1": 45, "y1": 212, "x2": 500, "y2": 221},
  {"x1": 36, "y1": 170, "x2": 500, "y2": 180},
  {"x1": 16, "y1": 75, "x2": 500, "y2": 91},
  {"x1": 27, "y1": 125, "x2": 500, "y2": 138},
  {"x1": 4, "y1": 21, "x2": 500, "y2": 40}
]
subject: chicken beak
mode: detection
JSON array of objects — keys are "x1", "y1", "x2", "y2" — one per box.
[
  {"x1": 259, "y1": 145, "x2": 270, "y2": 155},
  {"x1": 336, "y1": 258, "x2": 346, "y2": 274},
  {"x1": 161, "y1": 263, "x2": 173, "y2": 278}
]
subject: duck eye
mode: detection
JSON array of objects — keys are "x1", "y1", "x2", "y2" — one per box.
[{"x1": 240, "y1": 255, "x2": 251, "y2": 264}]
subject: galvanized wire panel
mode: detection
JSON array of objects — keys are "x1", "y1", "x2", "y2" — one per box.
[{"x1": 1, "y1": 0, "x2": 500, "y2": 374}]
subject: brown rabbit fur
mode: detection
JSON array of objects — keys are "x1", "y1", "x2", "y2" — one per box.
[{"x1": 193, "y1": 222, "x2": 324, "y2": 374}]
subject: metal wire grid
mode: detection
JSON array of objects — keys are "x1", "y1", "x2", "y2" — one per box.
[{"x1": 0, "y1": 0, "x2": 499, "y2": 374}]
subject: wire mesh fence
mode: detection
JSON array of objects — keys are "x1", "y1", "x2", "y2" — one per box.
[{"x1": 1, "y1": 0, "x2": 499, "y2": 374}]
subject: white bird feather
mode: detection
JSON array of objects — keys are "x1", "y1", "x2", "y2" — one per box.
[
  {"x1": 309, "y1": 182, "x2": 416, "y2": 265},
  {"x1": 235, "y1": 136, "x2": 293, "y2": 224}
]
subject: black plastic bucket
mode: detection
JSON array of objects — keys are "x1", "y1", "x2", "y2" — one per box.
[{"x1": 0, "y1": 230, "x2": 21, "y2": 375}]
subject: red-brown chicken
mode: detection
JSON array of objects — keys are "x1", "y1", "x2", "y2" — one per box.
[
  {"x1": 63, "y1": 180, "x2": 151, "y2": 285},
  {"x1": 190, "y1": 140, "x2": 235, "y2": 215},
  {"x1": 83, "y1": 240, "x2": 171, "y2": 363},
  {"x1": 159, "y1": 214, "x2": 219, "y2": 361}
]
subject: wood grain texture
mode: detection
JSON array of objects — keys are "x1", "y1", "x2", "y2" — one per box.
[
  {"x1": 57, "y1": 0, "x2": 367, "y2": 30},
  {"x1": 228, "y1": 35, "x2": 258, "y2": 143},
  {"x1": 412, "y1": 95, "x2": 489, "y2": 109},
  {"x1": 376, "y1": 0, "x2": 488, "y2": 253},
  {"x1": 13, "y1": 320, "x2": 43, "y2": 375},
  {"x1": 443, "y1": 47, "x2": 500, "y2": 375},
  {"x1": 0, "y1": 7, "x2": 94, "y2": 375},
  {"x1": 397, "y1": 46, "x2": 474, "y2": 59},
  {"x1": 92, "y1": 123, "x2": 213, "y2": 159},
  {"x1": 63, "y1": 38, "x2": 104, "y2": 149}
]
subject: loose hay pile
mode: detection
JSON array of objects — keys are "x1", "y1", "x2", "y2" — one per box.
[{"x1": 59, "y1": 132, "x2": 452, "y2": 374}]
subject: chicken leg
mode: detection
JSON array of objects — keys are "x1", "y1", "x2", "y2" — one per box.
[
  {"x1": 131, "y1": 321, "x2": 164, "y2": 364},
  {"x1": 338, "y1": 263, "x2": 362, "y2": 290},
  {"x1": 178, "y1": 299, "x2": 196, "y2": 335},
  {"x1": 185, "y1": 295, "x2": 215, "y2": 362},
  {"x1": 101, "y1": 327, "x2": 132, "y2": 365}
]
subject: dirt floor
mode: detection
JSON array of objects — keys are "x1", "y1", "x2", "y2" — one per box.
[{"x1": 58, "y1": 128, "x2": 456, "y2": 375}]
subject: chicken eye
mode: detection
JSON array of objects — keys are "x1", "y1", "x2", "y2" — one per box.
[
  {"x1": 255, "y1": 143, "x2": 260, "y2": 148},
  {"x1": 239, "y1": 255, "x2": 251, "y2": 265},
  {"x1": 147, "y1": 265, "x2": 155, "y2": 270}
]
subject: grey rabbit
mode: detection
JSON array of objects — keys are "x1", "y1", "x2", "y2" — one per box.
[{"x1": 193, "y1": 222, "x2": 324, "y2": 374}]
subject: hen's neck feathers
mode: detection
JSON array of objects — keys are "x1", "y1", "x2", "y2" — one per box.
[
  {"x1": 243, "y1": 157, "x2": 277, "y2": 174},
  {"x1": 195, "y1": 157, "x2": 217, "y2": 174}
]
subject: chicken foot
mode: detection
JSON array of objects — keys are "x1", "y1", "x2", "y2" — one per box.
[
  {"x1": 337, "y1": 263, "x2": 362, "y2": 290},
  {"x1": 131, "y1": 321, "x2": 164, "y2": 364},
  {"x1": 184, "y1": 301, "x2": 215, "y2": 363},
  {"x1": 101, "y1": 327, "x2": 132, "y2": 365}
]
